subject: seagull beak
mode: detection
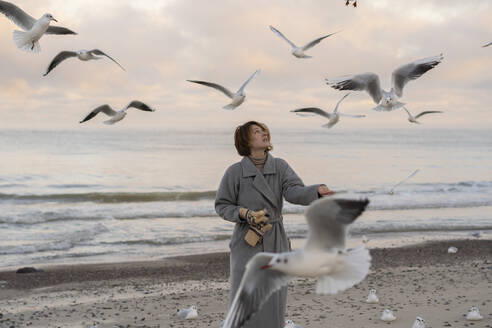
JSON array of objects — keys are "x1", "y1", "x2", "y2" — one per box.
[
  {"x1": 51, "y1": 17, "x2": 58, "y2": 22},
  {"x1": 261, "y1": 264, "x2": 272, "y2": 270}
]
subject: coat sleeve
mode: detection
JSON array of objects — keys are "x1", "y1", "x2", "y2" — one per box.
[
  {"x1": 280, "y1": 160, "x2": 321, "y2": 206},
  {"x1": 215, "y1": 165, "x2": 242, "y2": 223}
]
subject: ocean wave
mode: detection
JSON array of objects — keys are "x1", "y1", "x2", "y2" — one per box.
[
  {"x1": 100, "y1": 235, "x2": 231, "y2": 247},
  {"x1": 0, "y1": 223, "x2": 108, "y2": 255},
  {"x1": 0, "y1": 190, "x2": 217, "y2": 203}
]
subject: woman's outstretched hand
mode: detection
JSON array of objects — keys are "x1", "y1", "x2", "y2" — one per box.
[{"x1": 318, "y1": 185, "x2": 335, "y2": 196}]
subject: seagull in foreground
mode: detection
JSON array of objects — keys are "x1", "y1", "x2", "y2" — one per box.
[
  {"x1": 222, "y1": 198, "x2": 371, "y2": 328},
  {"x1": 326, "y1": 54, "x2": 444, "y2": 112},
  {"x1": 177, "y1": 305, "x2": 198, "y2": 320},
  {"x1": 79, "y1": 101, "x2": 155, "y2": 125},
  {"x1": 412, "y1": 316, "x2": 427, "y2": 328},
  {"x1": 291, "y1": 93, "x2": 365, "y2": 128},
  {"x1": 345, "y1": 0, "x2": 357, "y2": 7},
  {"x1": 284, "y1": 319, "x2": 302, "y2": 328},
  {"x1": 380, "y1": 309, "x2": 396, "y2": 322},
  {"x1": 389, "y1": 169, "x2": 420, "y2": 195},
  {"x1": 187, "y1": 69, "x2": 260, "y2": 110},
  {"x1": 482, "y1": 42, "x2": 492, "y2": 48},
  {"x1": 403, "y1": 107, "x2": 443, "y2": 124},
  {"x1": 0, "y1": 1, "x2": 76, "y2": 53},
  {"x1": 366, "y1": 289, "x2": 379, "y2": 303},
  {"x1": 44, "y1": 49, "x2": 125, "y2": 76},
  {"x1": 269, "y1": 25, "x2": 339, "y2": 58},
  {"x1": 466, "y1": 306, "x2": 483, "y2": 321}
]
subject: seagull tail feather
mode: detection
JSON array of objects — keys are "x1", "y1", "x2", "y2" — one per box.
[
  {"x1": 13, "y1": 30, "x2": 41, "y2": 53},
  {"x1": 315, "y1": 246, "x2": 371, "y2": 295}
]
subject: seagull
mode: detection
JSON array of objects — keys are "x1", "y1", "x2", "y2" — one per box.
[
  {"x1": 466, "y1": 306, "x2": 483, "y2": 321},
  {"x1": 482, "y1": 42, "x2": 492, "y2": 48},
  {"x1": 43, "y1": 49, "x2": 125, "y2": 76},
  {"x1": 222, "y1": 198, "x2": 371, "y2": 328},
  {"x1": 447, "y1": 246, "x2": 458, "y2": 254},
  {"x1": 366, "y1": 289, "x2": 379, "y2": 303},
  {"x1": 389, "y1": 169, "x2": 420, "y2": 195},
  {"x1": 403, "y1": 107, "x2": 443, "y2": 124},
  {"x1": 291, "y1": 93, "x2": 365, "y2": 129},
  {"x1": 326, "y1": 54, "x2": 444, "y2": 111},
  {"x1": 345, "y1": 0, "x2": 357, "y2": 7},
  {"x1": 0, "y1": 1, "x2": 76, "y2": 53},
  {"x1": 284, "y1": 319, "x2": 302, "y2": 328},
  {"x1": 79, "y1": 101, "x2": 155, "y2": 125},
  {"x1": 187, "y1": 69, "x2": 260, "y2": 110},
  {"x1": 269, "y1": 25, "x2": 339, "y2": 59},
  {"x1": 412, "y1": 316, "x2": 427, "y2": 328},
  {"x1": 177, "y1": 305, "x2": 198, "y2": 320},
  {"x1": 380, "y1": 309, "x2": 396, "y2": 322}
]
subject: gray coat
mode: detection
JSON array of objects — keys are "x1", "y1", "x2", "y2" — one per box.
[{"x1": 215, "y1": 153, "x2": 321, "y2": 328}]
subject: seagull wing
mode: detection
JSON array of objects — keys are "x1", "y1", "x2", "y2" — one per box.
[
  {"x1": 339, "y1": 113, "x2": 365, "y2": 118},
  {"x1": 301, "y1": 31, "x2": 340, "y2": 51},
  {"x1": 237, "y1": 69, "x2": 261, "y2": 93},
  {"x1": 79, "y1": 105, "x2": 117, "y2": 123},
  {"x1": 390, "y1": 169, "x2": 420, "y2": 193},
  {"x1": 402, "y1": 106, "x2": 412, "y2": 118},
  {"x1": 187, "y1": 80, "x2": 234, "y2": 99},
  {"x1": 89, "y1": 49, "x2": 126, "y2": 71},
  {"x1": 126, "y1": 100, "x2": 154, "y2": 112},
  {"x1": 326, "y1": 73, "x2": 382, "y2": 105},
  {"x1": 304, "y1": 198, "x2": 369, "y2": 251},
  {"x1": 223, "y1": 253, "x2": 292, "y2": 328},
  {"x1": 291, "y1": 107, "x2": 332, "y2": 119},
  {"x1": 269, "y1": 25, "x2": 297, "y2": 48},
  {"x1": 45, "y1": 25, "x2": 77, "y2": 35},
  {"x1": 43, "y1": 51, "x2": 77, "y2": 76},
  {"x1": 391, "y1": 53, "x2": 444, "y2": 97},
  {"x1": 333, "y1": 92, "x2": 350, "y2": 114},
  {"x1": 414, "y1": 110, "x2": 443, "y2": 119},
  {"x1": 0, "y1": 1, "x2": 35, "y2": 30}
]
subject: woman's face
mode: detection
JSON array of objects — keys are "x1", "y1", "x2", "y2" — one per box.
[{"x1": 248, "y1": 124, "x2": 270, "y2": 152}]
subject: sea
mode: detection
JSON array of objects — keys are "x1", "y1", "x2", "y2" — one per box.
[{"x1": 1, "y1": 127, "x2": 491, "y2": 270}]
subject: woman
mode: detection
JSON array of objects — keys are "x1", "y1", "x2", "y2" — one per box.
[{"x1": 215, "y1": 121, "x2": 334, "y2": 327}]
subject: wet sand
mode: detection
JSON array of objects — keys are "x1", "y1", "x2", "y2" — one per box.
[{"x1": 0, "y1": 239, "x2": 491, "y2": 328}]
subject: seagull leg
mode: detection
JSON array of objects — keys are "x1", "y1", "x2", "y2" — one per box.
[
  {"x1": 31, "y1": 42, "x2": 35, "y2": 50},
  {"x1": 353, "y1": 1, "x2": 357, "y2": 7},
  {"x1": 346, "y1": 0, "x2": 350, "y2": 5}
]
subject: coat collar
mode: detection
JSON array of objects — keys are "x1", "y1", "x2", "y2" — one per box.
[
  {"x1": 241, "y1": 152, "x2": 276, "y2": 177},
  {"x1": 241, "y1": 153, "x2": 278, "y2": 208}
]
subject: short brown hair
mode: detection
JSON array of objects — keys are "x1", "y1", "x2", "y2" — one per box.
[{"x1": 234, "y1": 121, "x2": 273, "y2": 156}]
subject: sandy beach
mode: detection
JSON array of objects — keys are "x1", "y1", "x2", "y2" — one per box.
[{"x1": 0, "y1": 239, "x2": 491, "y2": 328}]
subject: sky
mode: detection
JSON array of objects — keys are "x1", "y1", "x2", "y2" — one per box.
[{"x1": 0, "y1": 0, "x2": 491, "y2": 130}]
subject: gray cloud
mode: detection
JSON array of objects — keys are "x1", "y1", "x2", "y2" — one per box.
[{"x1": 0, "y1": 0, "x2": 491, "y2": 129}]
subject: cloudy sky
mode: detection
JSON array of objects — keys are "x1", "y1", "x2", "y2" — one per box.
[{"x1": 0, "y1": 0, "x2": 491, "y2": 130}]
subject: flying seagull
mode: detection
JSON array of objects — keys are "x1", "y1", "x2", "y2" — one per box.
[
  {"x1": 483, "y1": 42, "x2": 492, "y2": 48},
  {"x1": 389, "y1": 169, "x2": 419, "y2": 195},
  {"x1": 291, "y1": 93, "x2": 365, "y2": 128},
  {"x1": 326, "y1": 54, "x2": 444, "y2": 112},
  {"x1": 346, "y1": 0, "x2": 357, "y2": 7},
  {"x1": 187, "y1": 69, "x2": 260, "y2": 110},
  {"x1": 44, "y1": 49, "x2": 125, "y2": 76},
  {"x1": 269, "y1": 25, "x2": 339, "y2": 58},
  {"x1": 0, "y1": 1, "x2": 76, "y2": 53},
  {"x1": 402, "y1": 107, "x2": 442, "y2": 124},
  {"x1": 79, "y1": 101, "x2": 155, "y2": 125},
  {"x1": 222, "y1": 198, "x2": 371, "y2": 328}
]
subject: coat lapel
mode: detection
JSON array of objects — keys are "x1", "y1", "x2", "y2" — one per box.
[{"x1": 241, "y1": 154, "x2": 278, "y2": 208}]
